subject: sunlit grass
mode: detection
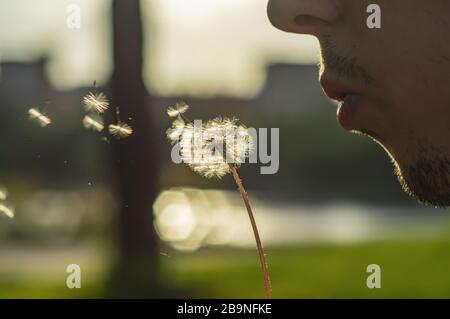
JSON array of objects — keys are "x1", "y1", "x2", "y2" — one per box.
[
  {"x1": 2, "y1": 240, "x2": 450, "y2": 298},
  {"x1": 164, "y1": 241, "x2": 450, "y2": 298}
]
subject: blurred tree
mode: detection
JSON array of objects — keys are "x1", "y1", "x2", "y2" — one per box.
[{"x1": 108, "y1": 0, "x2": 160, "y2": 297}]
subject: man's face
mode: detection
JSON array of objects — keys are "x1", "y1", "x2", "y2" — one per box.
[{"x1": 268, "y1": 0, "x2": 450, "y2": 206}]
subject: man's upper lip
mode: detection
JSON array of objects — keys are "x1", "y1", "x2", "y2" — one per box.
[{"x1": 319, "y1": 75, "x2": 357, "y2": 102}]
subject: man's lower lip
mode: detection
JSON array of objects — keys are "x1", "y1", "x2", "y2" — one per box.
[{"x1": 336, "y1": 94, "x2": 362, "y2": 131}]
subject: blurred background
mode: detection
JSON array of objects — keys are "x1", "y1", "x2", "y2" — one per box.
[{"x1": 1, "y1": 0, "x2": 450, "y2": 298}]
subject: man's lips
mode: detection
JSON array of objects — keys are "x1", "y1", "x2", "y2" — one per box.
[
  {"x1": 320, "y1": 76, "x2": 360, "y2": 129},
  {"x1": 319, "y1": 76, "x2": 383, "y2": 142},
  {"x1": 336, "y1": 94, "x2": 363, "y2": 131}
]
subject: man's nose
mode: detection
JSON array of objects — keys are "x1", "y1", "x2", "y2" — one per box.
[{"x1": 267, "y1": 0, "x2": 341, "y2": 36}]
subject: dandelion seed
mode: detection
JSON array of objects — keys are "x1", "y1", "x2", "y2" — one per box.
[
  {"x1": 166, "y1": 117, "x2": 186, "y2": 144},
  {"x1": 109, "y1": 122, "x2": 133, "y2": 139},
  {"x1": 167, "y1": 102, "x2": 189, "y2": 117},
  {"x1": 0, "y1": 203, "x2": 14, "y2": 218},
  {"x1": 83, "y1": 115, "x2": 104, "y2": 132},
  {"x1": 83, "y1": 92, "x2": 109, "y2": 113},
  {"x1": 28, "y1": 108, "x2": 51, "y2": 127},
  {"x1": 0, "y1": 187, "x2": 7, "y2": 201}
]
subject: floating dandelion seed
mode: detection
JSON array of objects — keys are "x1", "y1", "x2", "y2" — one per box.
[
  {"x1": 166, "y1": 117, "x2": 186, "y2": 144},
  {"x1": 109, "y1": 122, "x2": 133, "y2": 139},
  {"x1": 83, "y1": 115, "x2": 104, "y2": 132},
  {"x1": 0, "y1": 187, "x2": 7, "y2": 201},
  {"x1": 108, "y1": 107, "x2": 133, "y2": 139},
  {"x1": 83, "y1": 92, "x2": 109, "y2": 113},
  {"x1": 165, "y1": 105, "x2": 271, "y2": 298},
  {"x1": 167, "y1": 102, "x2": 189, "y2": 117},
  {"x1": 28, "y1": 108, "x2": 51, "y2": 127},
  {"x1": 0, "y1": 203, "x2": 14, "y2": 218}
]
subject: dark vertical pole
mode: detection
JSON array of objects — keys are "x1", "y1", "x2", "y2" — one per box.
[{"x1": 109, "y1": 0, "x2": 159, "y2": 297}]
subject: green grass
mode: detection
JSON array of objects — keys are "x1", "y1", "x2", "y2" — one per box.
[
  {"x1": 163, "y1": 240, "x2": 450, "y2": 298},
  {"x1": 3, "y1": 240, "x2": 450, "y2": 298},
  {"x1": 0, "y1": 278, "x2": 103, "y2": 298}
]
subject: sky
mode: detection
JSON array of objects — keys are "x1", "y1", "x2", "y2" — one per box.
[{"x1": 0, "y1": 0, "x2": 319, "y2": 97}]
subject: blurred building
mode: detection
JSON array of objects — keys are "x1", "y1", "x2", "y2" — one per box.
[
  {"x1": 0, "y1": 58, "x2": 328, "y2": 115},
  {"x1": 256, "y1": 63, "x2": 330, "y2": 113}
]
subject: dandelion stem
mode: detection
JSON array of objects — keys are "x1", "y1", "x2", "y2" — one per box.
[{"x1": 229, "y1": 164, "x2": 272, "y2": 299}]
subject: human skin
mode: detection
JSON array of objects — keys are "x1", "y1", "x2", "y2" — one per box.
[{"x1": 267, "y1": 0, "x2": 450, "y2": 206}]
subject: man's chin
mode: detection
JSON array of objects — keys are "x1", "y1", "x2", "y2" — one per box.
[{"x1": 393, "y1": 157, "x2": 450, "y2": 207}]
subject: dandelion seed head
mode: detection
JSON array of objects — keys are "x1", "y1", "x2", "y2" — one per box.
[
  {"x1": 167, "y1": 102, "x2": 189, "y2": 117},
  {"x1": 0, "y1": 203, "x2": 14, "y2": 218},
  {"x1": 28, "y1": 108, "x2": 51, "y2": 127},
  {"x1": 173, "y1": 116, "x2": 253, "y2": 179},
  {"x1": 191, "y1": 162, "x2": 231, "y2": 179},
  {"x1": 83, "y1": 92, "x2": 109, "y2": 113},
  {"x1": 83, "y1": 115, "x2": 104, "y2": 132},
  {"x1": 109, "y1": 122, "x2": 133, "y2": 139},
  {"x1": 204, "y1": 117, "x2": 253, "y2": 165}
]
